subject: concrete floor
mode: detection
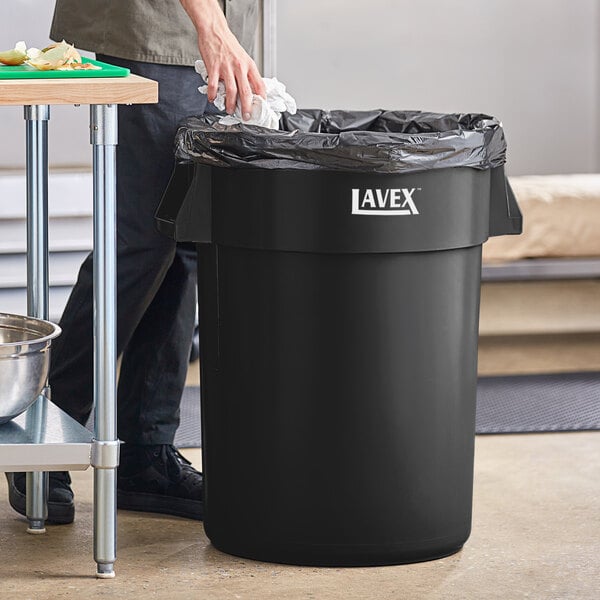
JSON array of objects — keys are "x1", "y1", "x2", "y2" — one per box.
[{"x1": 1, "y1": 433, "x2": 599, "y2": 600}]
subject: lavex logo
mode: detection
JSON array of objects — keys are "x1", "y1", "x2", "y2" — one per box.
[{"x1": 351, "y1": 188, "x2": 420, "y2": 215}]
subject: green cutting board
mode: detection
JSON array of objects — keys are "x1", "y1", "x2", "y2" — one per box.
[{"x1": 0, "y1": 58, "x2": 130, "y2": 79}]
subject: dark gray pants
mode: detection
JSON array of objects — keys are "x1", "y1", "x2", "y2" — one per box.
[{"x1": 49, "y1": 55, "x2": 216, "y2": 444}]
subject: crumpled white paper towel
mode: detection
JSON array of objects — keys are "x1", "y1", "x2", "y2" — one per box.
[{"x1": 195, "y1": 59, "x2": 297, "y2": 129}]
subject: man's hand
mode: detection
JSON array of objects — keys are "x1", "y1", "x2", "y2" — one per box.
[{"x1": 180, "y1": 0, "x2": 266, "y2": 119}]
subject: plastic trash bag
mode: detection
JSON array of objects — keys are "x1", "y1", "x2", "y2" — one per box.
[{"x1": 174, "y1": 109, "x2": 506, "y2": 173}]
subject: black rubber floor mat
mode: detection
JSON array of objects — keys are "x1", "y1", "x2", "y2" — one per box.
[
  {"x1": 476, "y1": 371, "x2": 600, "y2": 434},
  {"x1": 174, "y1": 385, "x2": 202, "y2": 448},
  {"x1": 174, "y1": 372, "x2": 600, "y2": 447}
]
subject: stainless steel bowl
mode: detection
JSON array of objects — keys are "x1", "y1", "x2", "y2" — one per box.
[{"x1": 0, "y1": 312, "x2": 61, "y2": 425}]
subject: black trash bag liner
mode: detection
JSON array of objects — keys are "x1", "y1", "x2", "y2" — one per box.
[{"x1": 174, "y1": 109, "x2": 506, "y2": 174}]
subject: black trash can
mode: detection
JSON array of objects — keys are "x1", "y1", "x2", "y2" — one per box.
[{"x1": 156, "y1": 110, "x2": 522, "y2": 566}]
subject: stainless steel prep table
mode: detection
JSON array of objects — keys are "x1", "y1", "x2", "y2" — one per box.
[{"x1": 0, "y1": 75, "x2": 158, "y2": 578}]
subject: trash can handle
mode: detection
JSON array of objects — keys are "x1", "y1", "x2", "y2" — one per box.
[
  {"x1": 155, "y1": 163, "x2": 213, "y2": 243},
  {"x1": 488, "y1": 167, "x2": 523, "y2": 237}
]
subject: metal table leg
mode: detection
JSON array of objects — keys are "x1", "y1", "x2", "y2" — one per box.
[
  {"x1": 90, "y1": 104, "x2": 120, "y2": 579},
  {"x1": 24, "y1": 104, "x2": 50, "y2": 535}
]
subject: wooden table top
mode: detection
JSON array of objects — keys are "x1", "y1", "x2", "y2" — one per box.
[{"x1": 0, "y1": 74, "x2": 158, "y2": 106}]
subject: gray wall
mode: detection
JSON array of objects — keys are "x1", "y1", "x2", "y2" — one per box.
[
  {"x1": 275, "y1": 0, "x2": 599, "y2": 176},
  {"x1": 0, "y1": 0, "x2": 91, "y2": 170},
  {"x1": 1, "y1": 0, "x2": 599, "y2": 176}
]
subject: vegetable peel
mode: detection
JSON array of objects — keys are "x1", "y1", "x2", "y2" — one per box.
[
  {"x1": 0, "y1": 40, "x2": 100, "y2": 71},
  {"x1": 0, "y1": 41, "x2": 28, "y2": 66}
]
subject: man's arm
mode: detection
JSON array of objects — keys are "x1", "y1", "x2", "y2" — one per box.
[{"x1": 180, "y1": 0, "x2": 266, "y2": 119}]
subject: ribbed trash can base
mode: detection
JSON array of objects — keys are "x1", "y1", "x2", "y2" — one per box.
[{"x1": 198, "y1": 244, "x2": 480, "y2": 567}]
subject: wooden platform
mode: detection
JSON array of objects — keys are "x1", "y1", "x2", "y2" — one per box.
[{"x1": 478, "y1": 279, "x2": 600, "y2": 375}]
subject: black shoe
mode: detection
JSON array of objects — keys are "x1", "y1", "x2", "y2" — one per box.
[
  {"x1": 5, "y1": 472, "x2": 75, "y2": 525},
  {"x1": 117, "y1": 445, "x2": 203, "y2": 521}
]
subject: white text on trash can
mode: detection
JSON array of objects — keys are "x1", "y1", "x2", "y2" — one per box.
[{"x1": 351, "y1": 188, "x2": 420, "y2": 216}]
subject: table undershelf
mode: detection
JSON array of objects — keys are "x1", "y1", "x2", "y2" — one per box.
[{"x1": 0, "y1": 397, "x2": 92, "y2": 472}]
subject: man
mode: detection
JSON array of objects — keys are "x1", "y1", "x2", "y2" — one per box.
[{"x1": 7, "y1": 0, "x2": 264, "y2": 523}]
